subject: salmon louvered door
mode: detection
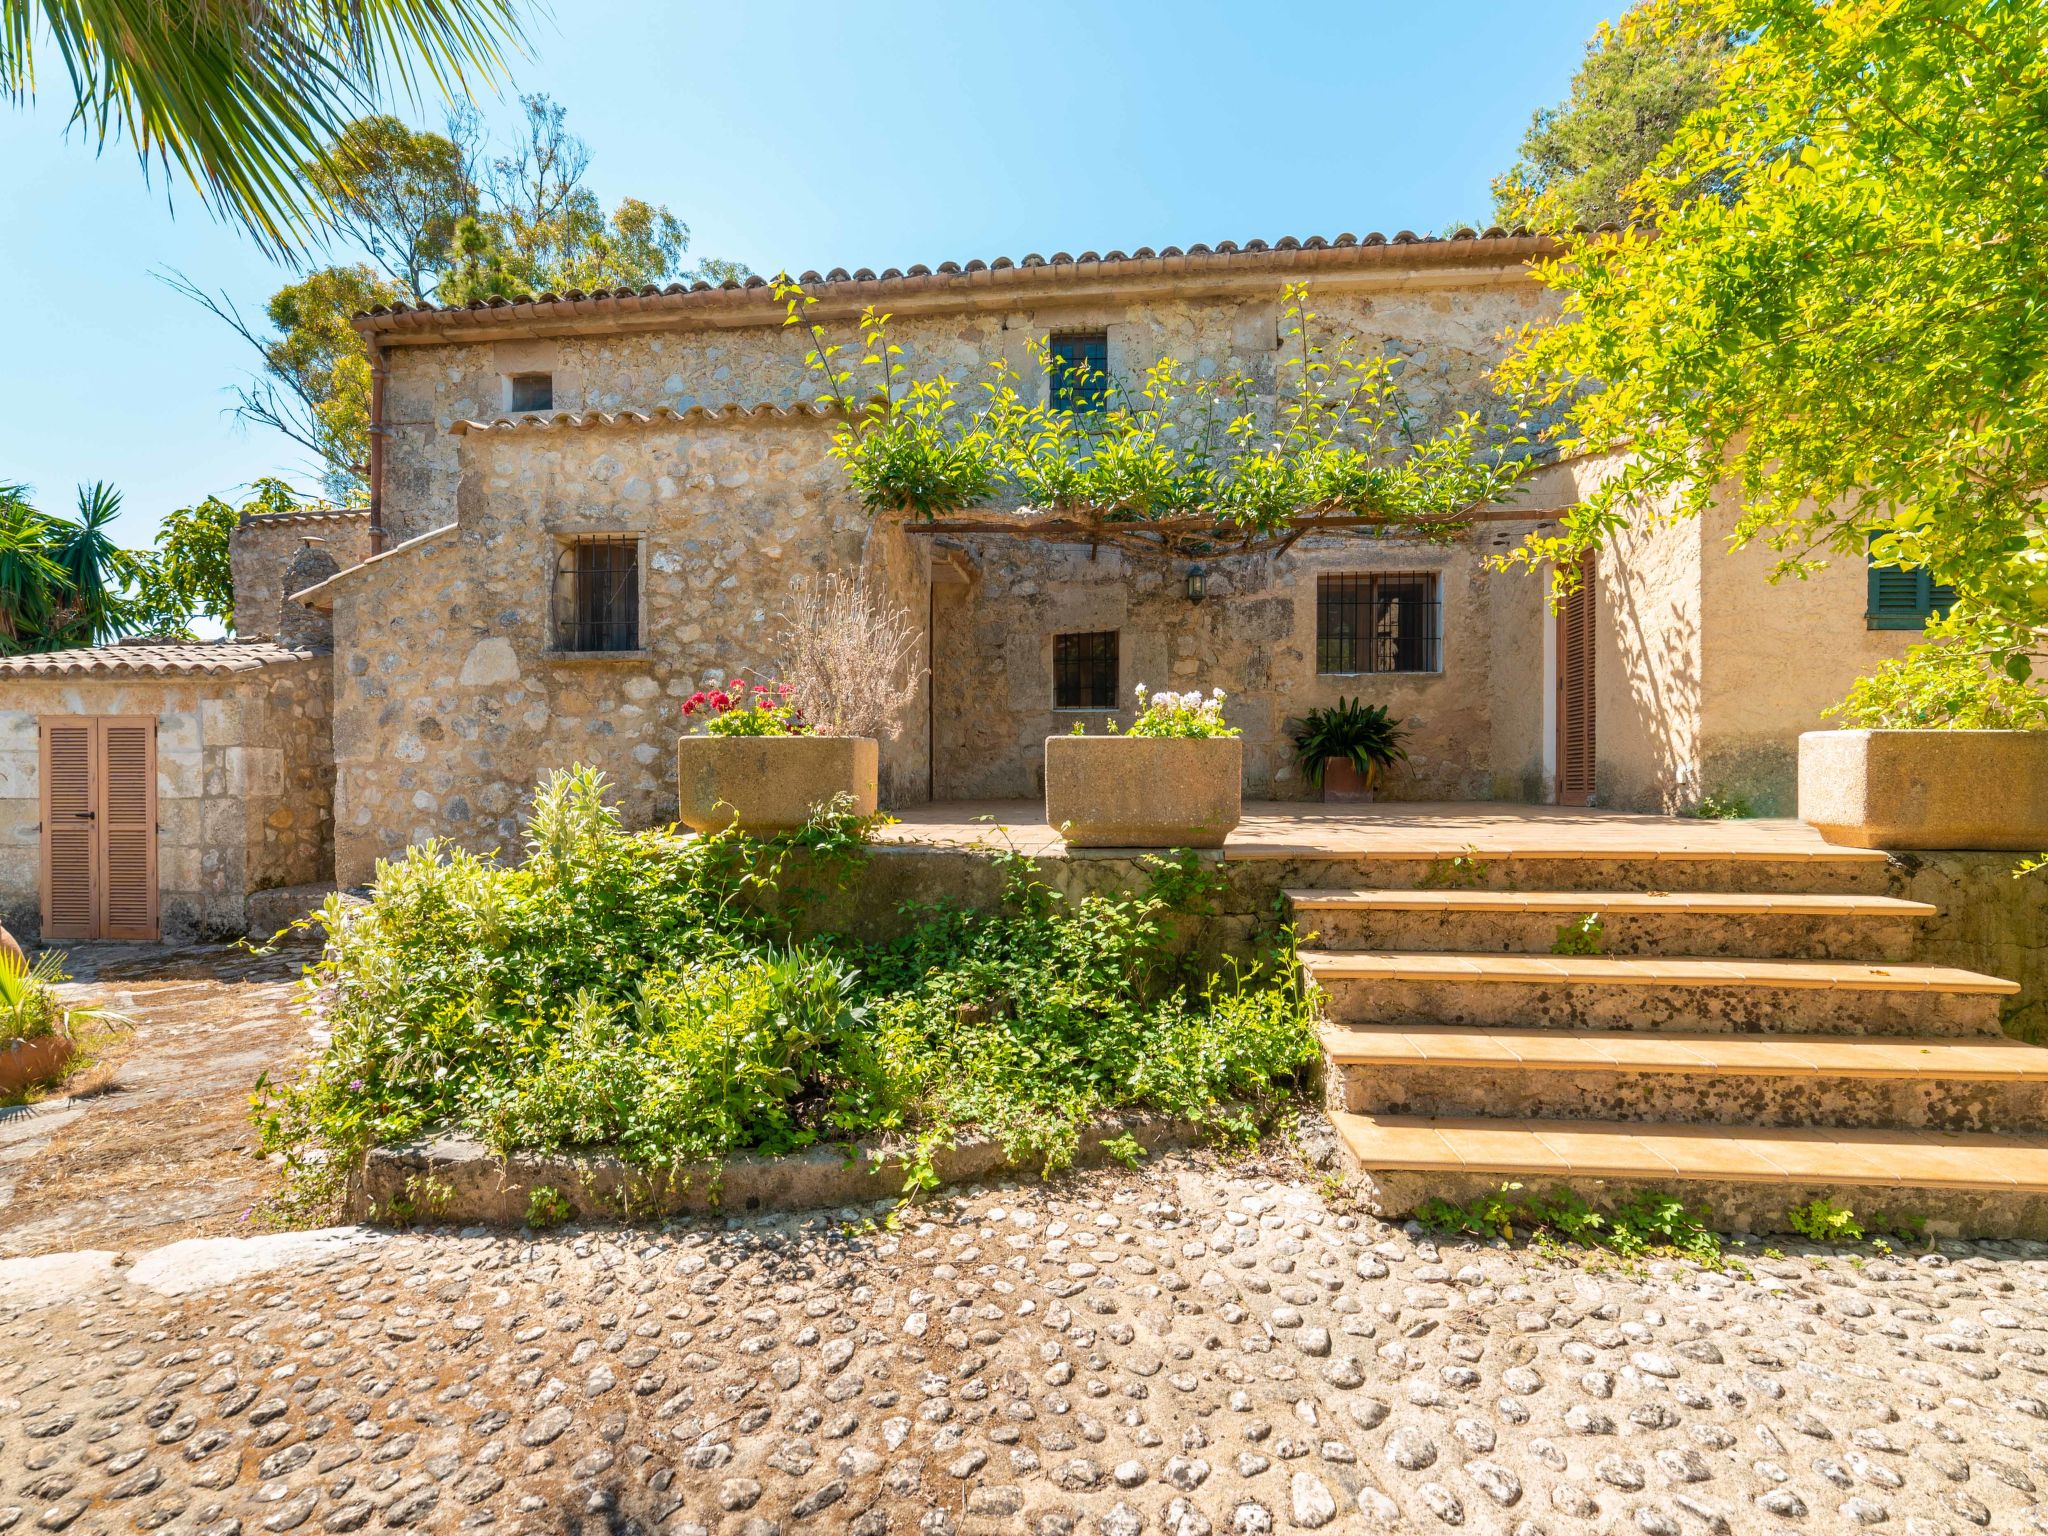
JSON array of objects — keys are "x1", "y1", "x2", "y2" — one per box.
[
  {"x1": 1555, "y1": 552, "x2": 1597, "y2": 807},
  {"x1": 39, "y1": 721, "x2": 97, "y2": 939},
  {"x1": 98, "y1": 720, "x2": 158, "y2": 940},
  {"x1": 39, "y1": 717, "x2": 157, "y2": 941}
]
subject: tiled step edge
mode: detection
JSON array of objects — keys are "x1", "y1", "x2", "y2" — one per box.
[
  {"x1": 1319, "y1": 1026, "x2": 2048, "y2": 1080},
  {"x1": 1300, "y1": 951, "x2": 2020, "y2": 995},
  {"x1": 1287, "y1": 890, "x2": 1936, "y2": 918},
  {"x1": 1329, "y1": 1112, "x2": 2048, "y2": 1191}
]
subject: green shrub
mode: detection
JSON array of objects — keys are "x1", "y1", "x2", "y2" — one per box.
[
  {"x1": 255, "y1": 766, "x2": 1318, "y2": 1212},
  {"x1": 1288, "y1": 697, "x2": 1410, "y2": 791},
  {"x1": 1833, "y1": 614, "x2": 2048, "y2": 731}
]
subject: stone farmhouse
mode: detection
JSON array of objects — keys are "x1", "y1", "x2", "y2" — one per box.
[{"x1": 0, "y1": 231, "x2": 1939, "y2": 941}]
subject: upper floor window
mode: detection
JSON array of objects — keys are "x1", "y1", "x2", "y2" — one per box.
[
  {"x1": 553, "y1": 535, "x2": 640, "y2": 653},
  {"x1": 1048, "y1": 332, "x2": 1110, "y2": 416},
  {"x1": 509, "y1": 372, "x2": 555, "y2": 413},
  {"x1": 1867, "y1": 555, "x2": 1956, "y2": 630},
  {"x1": 1054, "y1": 629, "x2": 1119, "y2": 709},
  {"x1": 1317, "y1": 573, "x2": 1442, "y2": 674}
]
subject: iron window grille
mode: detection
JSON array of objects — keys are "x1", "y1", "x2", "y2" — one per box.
[
  {"x1": 553, "y1": 535, "x2": 641, "y2": 653},
  {"x1": 1054, "y1": 629, "x2": 1120, "y2": 709},
  {"x1": 510, "y1": 372, "x2": 555, "y2": 412},
  {"x1": 1316, "y1": 573, "x2": 1442, "y2": 674},
  {"x1": 1048, "y1": 332, "x2": 1110, "y2": 416}
]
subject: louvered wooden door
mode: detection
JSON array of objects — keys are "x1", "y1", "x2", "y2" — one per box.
[
  {"x1": 1555, "y1": 552, "x2": 1597, "y2": 807},
  {"x1": 40, "y1": 717, "x2": 157, "y2": 941}
]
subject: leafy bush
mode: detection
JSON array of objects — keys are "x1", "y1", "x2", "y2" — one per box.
[
  {"x1": 255, "y1": 767, "x2": 1316, "y2": 1210},
  {"x1": 1688, "y1": 791, "x2": 1753, "y2": 820},
  {"x1": 1833, "y1": 616, "x2": 2048, "y2": 731},
  {"x1": 1289, "y1": 697, "x2": 1409, "y2": 791}
]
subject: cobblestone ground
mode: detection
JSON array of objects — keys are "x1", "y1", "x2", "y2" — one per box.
[{"x1": 4, "y1": 1156, "x2": 2047, "y2": 1536}]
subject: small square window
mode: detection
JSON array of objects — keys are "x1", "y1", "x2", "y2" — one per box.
[
  {"x1": 1048, "y1": 332, "x2": 1109, "y2": 415},
  {"x1": 553, "y1": 536, "x2": 640, "y2": 652},
  {"x1": 1054, "y1": 630, "x2": 1119, "y2": 709},
  {"x1": 1317, "y1": 573, "x2": 1441, "y2": 674},
  {"x1": 509, "y1": 372, "x2": 554, "y2": 413}
]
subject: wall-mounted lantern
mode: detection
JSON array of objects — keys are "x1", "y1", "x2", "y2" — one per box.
[{"x1": 1185, "y1": 565, "x2": 1208, "y2": 603}]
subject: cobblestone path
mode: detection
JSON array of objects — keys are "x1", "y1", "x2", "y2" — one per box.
[{"x1": 4, "y1": 1157, "x2": 2047, "y2": 1535}]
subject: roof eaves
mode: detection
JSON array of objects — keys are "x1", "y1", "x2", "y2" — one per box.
[
  {"x1": 449, "y1": 402, "x2": 838, "y2": 437},
  {"x1": 290, "y1": 522, "x2": 458, "y2": 612}
]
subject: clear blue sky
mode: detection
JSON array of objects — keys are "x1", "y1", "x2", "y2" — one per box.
[{"x1": 0, "y1": 0, "x2": 1615, "y2": 551}]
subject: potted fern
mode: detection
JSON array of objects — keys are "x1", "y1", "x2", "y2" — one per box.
[{"x1": 1290, "y1": 698, "x2": 1410, "y2": 802}]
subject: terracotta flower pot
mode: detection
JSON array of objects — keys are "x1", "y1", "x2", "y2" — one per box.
[
  {"x1": 1044, "y1": 735, "x2": 1242, "y2": 848},
  {"x1": 676, "y1": 735, "x2": 879, "y2": 835},
  {"x1": 0, "y1": 1033, "x2": 72, "y2": 1098},
  {"x1": 1799, "y1": 729, "x2": 2048, "y2": 849},
  {"x1": 1319, "y1": 757, "x2": 1378, "y2": 804}
]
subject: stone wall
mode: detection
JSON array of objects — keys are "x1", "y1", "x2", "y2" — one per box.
[
  {"x1": 0, "y1": 657, "x2": 334, "y2": 942},
  {"x1": 230, "y1": 510, "x2": 372, "y2": 640},
  {"x1": 374, "y1": 277, "x2": 1553, "y2": 546},
  {"x1": 325, "y1": 412, "x2": 930, "y2": 885},
  {"x1": 929, "y1": 529, "x2": 1550, "y2": 801}
]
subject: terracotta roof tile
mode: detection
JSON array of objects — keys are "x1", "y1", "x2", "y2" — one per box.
[
  {"x1": 0, "y1": 640, "x2": 321, "y2": 680},
  {"x1": 449, "y1": 402, "x2": 835, "y2": 437},
  {"x1": 356, "y1": 227, "x2": 1572, "y2": 338}
]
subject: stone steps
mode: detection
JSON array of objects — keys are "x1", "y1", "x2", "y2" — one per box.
[
  {"x1": 1293, "y1": 837, "x2": 2048, "y2": 1236},
  {"x1": 1301, "y1": 949, "x2": 2015, "y2": 1037},
  {"x1": 1286, "y1": 888, "x2": 1934, "y2": 959},
  {"x1": 1321, "y1": 1024, "x2": 2048, "y2": 1132},
  {"x1": 1328, "y1": 1111, "x2": 2048, "y2": 1238}
]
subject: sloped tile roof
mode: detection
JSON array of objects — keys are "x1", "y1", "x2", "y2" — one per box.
[
  {"x1": 450, "y1": 402, "x2": 836, "y2": 436},
  {"x1": 356, "y1": 228, "x2": 1563, "y2": 339},
  {"x1": 238, "y1": 507, "x2": 370, "y2": 528},
  {"x1": 0, "y1": 639, "x2": 322, "y2": 679}
]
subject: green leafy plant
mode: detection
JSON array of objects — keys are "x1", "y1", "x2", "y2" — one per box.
[
  {"x1": 1418, "y1": 846, "x2": 1491, "y2": 891},
  {"x1": 525, "y1": 1185, "x2": 571, "y2": 1229},
  {"x1": 1551, "y1": 913, "x2": 1605, "y2": 956},
  {"x1": 1419, "y1": 1181, "x2": 1722, "y2": 1266},
  {"x1": 1289, "y1": 697, "x2": 1410, "y2": 792},
  {"x1": 1102, "y1": 1133, "x2": 1146, "y2": 1169},
  {"x1": 1787, "y1": 1197, "x2": 1865, "y2": 1245},
  {"x1": 1831, "y1": 612, "x2": 2048, "y2": 732},
  {"x1": 253, "y1": 765, "x2": 1317, "y2": 1218},
  {"x1": 776, "y1": 279, "x2": 1532, "y2": 558},
  {"x1": 1688, "y1": 791, "x2": 1754, "y2": 820},
  {"x1": 1073, "y1": 685, "x2": 1240, "y2": 740}
]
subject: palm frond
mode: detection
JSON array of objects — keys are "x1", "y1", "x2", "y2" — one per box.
[{"x1": 5, "y1": 0, "x2": 529, "y2": 253}]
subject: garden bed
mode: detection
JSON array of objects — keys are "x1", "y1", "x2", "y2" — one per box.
[{"x1": 255, "y1": 767, "x2": 1317, "y2": 1222}]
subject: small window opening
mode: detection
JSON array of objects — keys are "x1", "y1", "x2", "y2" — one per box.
[
  {"x1": 1054, "y1": 629, "x2": 1119, "y2": 709},
  {"x1": 1048, "y1": 332, "x2": 1110, "y2": 415},
  {"x1": 553, "y1": 536, "x2": 640, "y2": 652},
  {"x1": 509, "y1": 372, "x2": 555, "y2": 413},
  {"x1": 1316, "y1": 573, "x2": 1442, "y2": 674}
]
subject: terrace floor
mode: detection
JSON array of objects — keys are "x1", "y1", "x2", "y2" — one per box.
[{"x1": 877, "y1": 799, "x2": 1878, "y2": 862}]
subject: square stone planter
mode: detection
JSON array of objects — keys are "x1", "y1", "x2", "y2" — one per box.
[
  {"x1": 1798, "y1": 729, "x2": 2048, "y2": 849},
  {"x1": 676, "y1": 735, "x2": 878, "y2": 835},
  {"x1": 1044, "y1": 735, "x2": 1243, "y2": 848}
]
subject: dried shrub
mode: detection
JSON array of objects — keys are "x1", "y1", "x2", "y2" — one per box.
[{"x1": 776, "y1": 572, "x2": 920, "y2": 740}]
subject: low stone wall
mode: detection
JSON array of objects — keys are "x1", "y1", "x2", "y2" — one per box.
[
  {"x1": 355, "y1": 1109, "x2": 1234, "y2": 1224},
  {"x1": 1895, "y1": 851, "x2": 2048, "y2": 1042}
]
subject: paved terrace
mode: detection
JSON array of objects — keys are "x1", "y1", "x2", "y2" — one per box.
[{"x1": 877, "y1": 802, "x2": 1875, "y2": 862}]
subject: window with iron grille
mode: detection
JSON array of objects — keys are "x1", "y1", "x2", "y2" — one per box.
[
  {"x1": 1316, "y1": 573, "x2": 1442, "y2": 674},
  {"x1": 1048, "y1": 332, "x2": 1110, "y2": 415},
  {"x1": 553, "y1": 536, "x2": 640, "y2": 652},
  {"x1": 1866, "y1": 552, "x2": 1956, "y2": 630},
  {"x1": 1053, "y1": 630, "x2": 1119, "y2": 708},
  {"x1": 509, "y1": 372, "x2": 554, "y2": 412}
]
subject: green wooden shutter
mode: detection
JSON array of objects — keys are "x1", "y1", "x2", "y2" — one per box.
[{"x1": 1867, "y1": 557, "x2": 1953, "y2": 630}]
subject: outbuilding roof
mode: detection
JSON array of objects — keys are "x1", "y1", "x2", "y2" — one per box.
[
  {"x1": 449, "y1": 402, "x2": 835, "y2": 437},
  {"x1": 0, "y1": 639, "x2": 322, "y2": 679},
  {"x1": 354, "y1": 228, "x2": 1562, "y2": 340}
]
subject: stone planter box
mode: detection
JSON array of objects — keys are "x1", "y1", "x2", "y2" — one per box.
[
  {"x1": 1044, "y1": 735, "x2": 1242, "y2": 848},
  {"x1": 1798, "y1": 729, "x2": 2048, "y2": 850},
  {"x1": 676, "y1": 735, "x2": 878, "y2": 835}
]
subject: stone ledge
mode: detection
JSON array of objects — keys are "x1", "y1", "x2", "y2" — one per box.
[{"x1": 353, "y1": 1106, "x2": 1255, "y2": 1225}]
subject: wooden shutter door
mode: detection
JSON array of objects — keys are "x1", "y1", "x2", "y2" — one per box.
[
  {"x1": 39, "y1": 720, "x2": 97, "y2": 939},
  {"x1": 1556, "y1": 552, "x2": 1597, "y2": 807},
  {"x1": 98, "y1": 719, "x2": 158, "y2": 941}
]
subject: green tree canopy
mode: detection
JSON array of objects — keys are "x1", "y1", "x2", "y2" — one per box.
[
  {"x1": 1492, "y1": 0, "x2": 1730, "y2": 230},
  {"x1": 133, "y1": 480, "x2": 295, "y2": 637},
  {"x1": 1499, "y1": 0, "x2": 2048, "y2": 680},
  {"x1": 1, "y1": 0, "x2": 524, "y2": 254},
  {"x1": 0, "y1": 481, "x2": 144, "y2": 653},
  {"x1": 176, "y1": 95, "x2": 748, "y2": 499}
]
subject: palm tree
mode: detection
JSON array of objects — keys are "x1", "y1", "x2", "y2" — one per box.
[
  {"x1": 1, "y1": 1, "x2": 528, "y2": 253},
  {"x1": 0, "y1": 485, "x2": 67, "y2": 655},
  {"x1": 45, "y1": 481, "x2": 143, "y2": 648}
]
